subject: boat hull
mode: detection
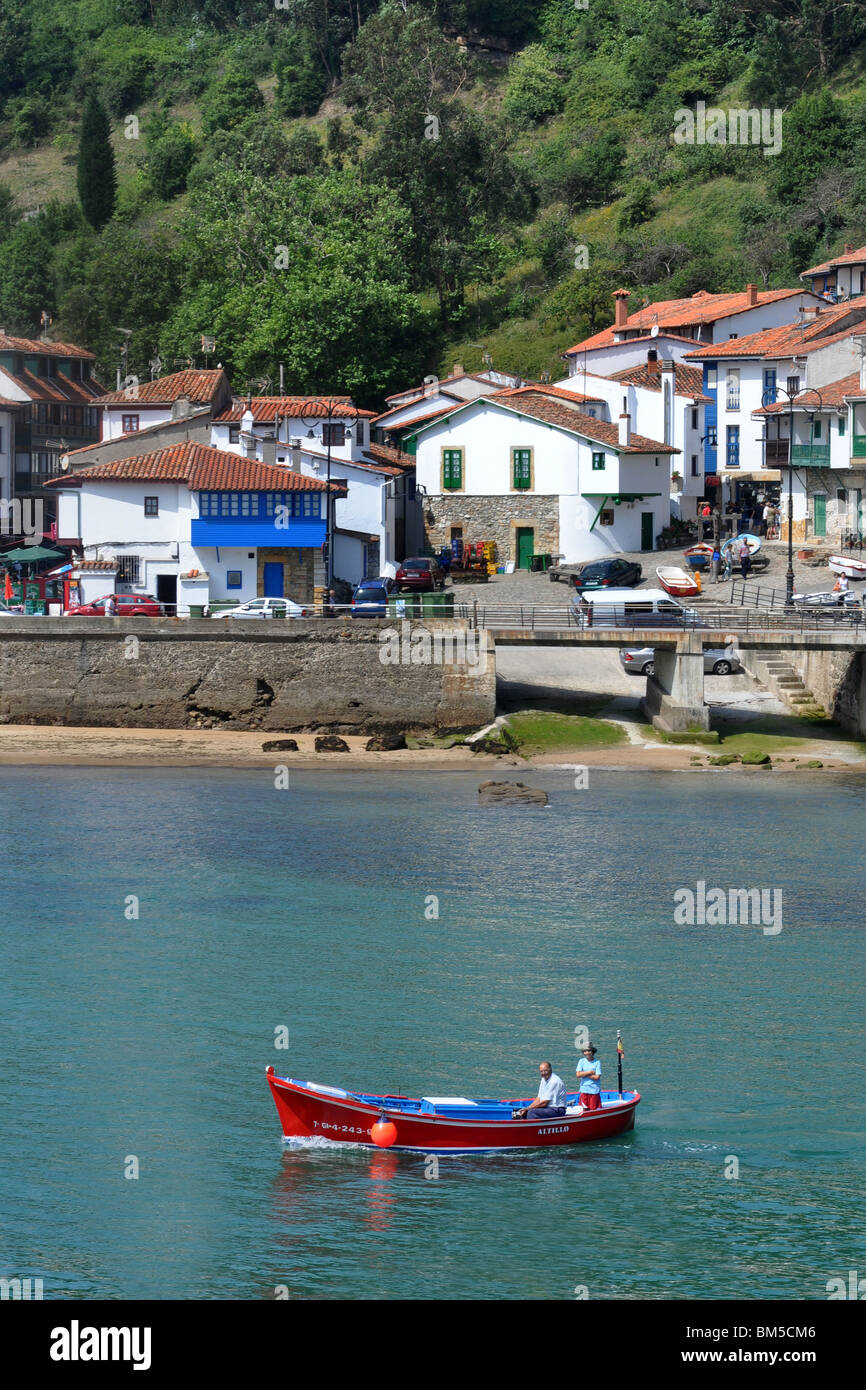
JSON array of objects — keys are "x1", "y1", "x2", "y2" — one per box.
[
  {"x1": 266, "y1": 1070, "x2": 640, "y2": 1153},
  {"x1": 656, "y1": 567, "x2": 700, "y2": 597},
  {"x1": 829, "y1": 555, "x2": 866, "y2": 580}
]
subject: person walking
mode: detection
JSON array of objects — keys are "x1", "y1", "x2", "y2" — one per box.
[
  {"x1": 738, "y1": 537, "x2": 752, "y2": 580},
  {"x1": 711, "y1": 545, "x2": 721, "y2": 583},
  {"x1": 104, "y1": 592, "x2": 117, "y2": 617}
]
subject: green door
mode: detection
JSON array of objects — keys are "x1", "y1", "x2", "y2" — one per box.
[
  {"x1": 641, "y1": 512, "x2": 654, "y2": 549},
  {"x1": 516, "y1": 527, "x2": 534, "y2": 570},
  {"x1": 813, "y1": 494, "x2": 826, "y2": 537}
]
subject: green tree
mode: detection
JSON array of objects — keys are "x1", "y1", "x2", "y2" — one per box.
[
  {"x1": 201, "y1": 68, "x2": 264, "y2": 136},
  {"x1": 0, "y1": 225, "x2": 57, "y2": 333},
  {"x1": 145, "y1": 119, "x2": 198, "y2": 200},
  {"x1": 773, "y1": 91, "x2": 854, "y2": 205},
  {"x1": 77, "y1": 91, "x2": 116, "y2": 231},
  {"x1": 502, "y1": 44, "x2": 565, "y2": 127}
]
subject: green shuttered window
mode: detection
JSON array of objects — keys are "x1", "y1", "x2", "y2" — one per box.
[
  {"x1": 443, "y1": 449, "x2": 463, "y2": 490},
  {"x1": 512, "y1": 448, "x2": 532, "y2": 489},
  {"x1": 592, "y1": 452, "x2": 606, "y2": 471}
]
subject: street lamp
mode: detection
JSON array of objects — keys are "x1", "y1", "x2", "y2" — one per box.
[{"x1": 296, "y1": 396, "x2": 353, "y2": 610}]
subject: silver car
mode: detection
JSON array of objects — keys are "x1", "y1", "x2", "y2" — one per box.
[
  {"x1": 619, "y1": 646, "x2": 743, "y2": 676},
  {"x1": 213, "y1": 597, "x2": 309, "y2": 619}
]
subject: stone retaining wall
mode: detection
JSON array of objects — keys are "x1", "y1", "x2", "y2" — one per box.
[{"x1": 0, "y1": 619, "x2": 495, "y2": 733}]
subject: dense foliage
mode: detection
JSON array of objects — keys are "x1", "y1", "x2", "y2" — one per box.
[{"x1": 0, "y1": 0, "x2": 865, "y2": 399}]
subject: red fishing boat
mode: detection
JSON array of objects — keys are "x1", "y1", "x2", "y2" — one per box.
[{"x1": 266, "y1": 1067, "x2": 640, "y2": 1153}]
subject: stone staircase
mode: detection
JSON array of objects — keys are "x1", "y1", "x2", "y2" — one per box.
[{"x1": 749, "y1": 651, "x2": 827, "y2": 718}]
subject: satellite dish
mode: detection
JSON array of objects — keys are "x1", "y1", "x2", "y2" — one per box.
[
  {"x1": 60, "y1": 456, "x2": 69, "y2": 471},
  {"x1": 650, "y1": 325, "x2": 659, "y2": 338}
]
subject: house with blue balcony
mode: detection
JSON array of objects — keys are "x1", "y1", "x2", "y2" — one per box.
[{"x1": 48, "y1": 440, "x2": 343, "y2": 613}]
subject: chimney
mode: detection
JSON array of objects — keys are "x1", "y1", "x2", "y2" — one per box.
[
  {"x1": 171, "y1": 393, "x2": 193, "y2": 421},
  {"x1": 746, "y1": 282, "x2": 758, "y2": 307},
  {"x1": 803, "y1": 305, "x2": 820, "y2": 321},
  {"x1": 647, "y1": 348, "x2": 658, "y2": 365},
  {"x1": 614, "y1": 289, "x2": 630, "y2": 331},
  {"x1": 262, "y1": 436, "x2": 277, "y2": 466},
  {"x1": 618, "y1": 413, "x2": 631, "y2": 446},
  {"x1": 452, "y1": 362, "x2": 464, "y2": 376},
  {"x1": 844, "y1": 244, "x2": 854, "y2": 255},
  {"x1": 290, "y1": 440, "x2": 302, "y2": 472}
]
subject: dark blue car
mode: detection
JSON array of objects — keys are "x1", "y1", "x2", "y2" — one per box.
[{"x1": 350, "y1": 576, "x2": 396, "y2": 617}]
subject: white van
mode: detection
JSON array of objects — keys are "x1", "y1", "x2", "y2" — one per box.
[{"x1": 572, "y1": 588, "x2": 703, "y2": 629}]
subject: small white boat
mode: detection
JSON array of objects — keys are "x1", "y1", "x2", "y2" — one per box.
[
  {"x1": 721, "y1": 532, "x2": 762, "y2": 556},
  {"x1": 656, "y1": 565, "x2": 700, "y2": 597},
  {"x1": 828, "y1": 554, "x2": 866, "y2": 581}
]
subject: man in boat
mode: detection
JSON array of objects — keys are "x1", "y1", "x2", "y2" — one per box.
[
  {"x1": 512, "y1": 1061, "x2": 567, "y2": 1120},
  {"x1": 575, "y1": 1044, "x2": 602, "y2": 1111}
]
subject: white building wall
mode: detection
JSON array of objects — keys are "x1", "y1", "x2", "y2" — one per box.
[
  {"x1": 102, "y1": 407, "x2": 172, "y2": 440},
  {"x1": 0, "y1": 408, "x2": 13, "y2": 500}
]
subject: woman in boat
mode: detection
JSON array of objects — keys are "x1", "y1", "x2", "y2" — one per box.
[{"x1": 575, "y1": 1045, "x2": 602, "y2": 1111}]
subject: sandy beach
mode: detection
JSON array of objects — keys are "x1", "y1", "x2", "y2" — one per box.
[{"x1": 0, "y1": 723, "x2": 863, "y2": 772}]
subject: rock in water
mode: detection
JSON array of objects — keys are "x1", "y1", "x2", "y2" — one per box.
[
  {"x1": 365, "y1": 733, "x2": 407, "y2": 751},
  {"x1": 315, "y1": 734, "x2": 350, "y2": 752},
  {"x1": 478, "y1": 780, "x2": 548, "y2": 806},
  {"x1": 262, "y1": 739, "x2": 299, "y2": 752}
]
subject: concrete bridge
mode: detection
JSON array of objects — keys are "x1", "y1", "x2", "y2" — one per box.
[{"x1": 464, "y1": 605, "x2": 866, "y2": 732}]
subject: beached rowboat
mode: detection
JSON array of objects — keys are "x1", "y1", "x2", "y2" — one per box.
[
  {"x1": 656, "y1": 565, "x2": 701, "y2": 597},
  {"x1": 266, "y1": 1068, "x2": 640, "y2": 1154},
  {"x1": 828, "y1": 554, "x2": 866, "y2": 580}
]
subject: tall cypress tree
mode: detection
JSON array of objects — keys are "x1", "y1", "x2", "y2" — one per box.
[{"x1": 77, "y1": 93, "x2": 116, "y2": 231}]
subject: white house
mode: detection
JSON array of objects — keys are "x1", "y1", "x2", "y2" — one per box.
[
  {"x1": 685, "y1": 299, "x2": 866, "y2": 516},
  {"x1": 752, "y1": 364, "x2": 866, "y2": 543},
  {"x1": 48, "y1": 440, "x2": 340, "y2": 612},
  {"x1": 209, "y1": 396, "x2": 418, "y2": 581},
  {"x1": 99, "y1": 369, "x2": 231, "y2": 440},
  {"x1": 800, "y1": 243, "x2": 866, "y2": 302},
  {"x1": 406, "y1": 384, "x2": 676, "y2": 565},
  {"x1": 373, "y1": 365, "x2": 524, "y2": 438},
  {"x1": 557, "y1": 356, "x2": 709, "y2": 521}
]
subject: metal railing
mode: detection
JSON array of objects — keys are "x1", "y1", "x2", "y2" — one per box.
[{"x1": 453, "y1": 598, "x2": 865, "y2": 636}]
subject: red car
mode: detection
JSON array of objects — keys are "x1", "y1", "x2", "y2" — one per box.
[
  {"x1": 64, "y1": 592, "x2": 164, "y2": 617},
  {"x1": 395, "y1": 557, "x2": 447, "y2": 592}
]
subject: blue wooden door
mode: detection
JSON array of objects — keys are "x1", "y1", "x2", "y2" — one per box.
[{"x1": 263, "y1": 562, "x2": 284, "y2": 597}]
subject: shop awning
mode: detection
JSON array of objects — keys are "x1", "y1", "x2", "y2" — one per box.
[{"x1": 0, "y1": 545, "x2": 66, "y2": 563}]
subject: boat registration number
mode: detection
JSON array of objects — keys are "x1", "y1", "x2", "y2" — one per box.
[{"x1": 314, "y1": 1120, "x2": 370, "y2": 1137}]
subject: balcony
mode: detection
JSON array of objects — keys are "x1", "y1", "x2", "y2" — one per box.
[
  {"x1": 790, "y1": 444, "x2": 831, "y2": 466},
  {"x1": 766, "y1": 440, "x2": 789, "y2": 465},
  {"x1": 726, "y1": 394, "x2": 740, "y2": 411},
  {"x1": 190, "y1": 514, "x2": 326, "y2": 548},
  {"x1": 852, "y1": 435, "x2": 866, "y2": 458}
]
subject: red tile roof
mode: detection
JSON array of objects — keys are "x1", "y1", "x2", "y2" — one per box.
[
  {"x1": 563, "y1": 289, "x2": 810, "y2": 357},
  {"x1": 0, "y1": 368, "x2": 106, "y2": 404},
  {"x1": 363, "y1": 441, "x2": 414, "y2": 471},
  {"x1": 608, "y1": 362, "x2": 711, "y2": 401},
  {"x1": 383, "y1": 369, "x2": 521, "y2": 405},
  {"x1": 491, "y1": 383, "x2": 606, "y2": 405},
  {"x1": 49, "y1": 441, "x2": 339, "y2": 491},
  {"x1": 99, "y1": 370, "x2": 228, "y2": 407},
  {"x1": 685, "y1": 300, "x2": 866, "y2": 360},
  {"x1": 475, "y1": 387, "x2": 675, "y2": 452},
  {"x1": 0, "y1": 333, "x2": 96, "y2": 358},
  {"x1": 0, "y1": 395, "x2": 22, "y2": 409},
  {"x1": 801, "y1": 245, "x2": 866, "y2": 277},
  {"x1": 753, "y1": 371, "x2": 862, "y2": 413},
  {"x1": 213, "y1": 395, "x2": 374, "y2": 423},
  {"x1": 75, "y1": 559, "x2": 118, "y2": 571},
  {"x1": 378, "y1": 403, "x2": 455, "y2": 431}
]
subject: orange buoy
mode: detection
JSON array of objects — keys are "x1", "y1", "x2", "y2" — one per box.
[{"x1": 370, "y1": 1118, "x2": 398, "y2": 1148}]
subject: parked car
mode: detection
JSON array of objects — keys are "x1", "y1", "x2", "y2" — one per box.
[
  {"x1": 570, "y1": 558, "x2": 643, "y2": 590},
  {"x1": 0, "y1": 599, "x2": 22, "y2": 617},
  {"x1": 351, "y1": 576, "x2": 396, "y2": 617},
  {"x1": 64, "y1": 592, "x2": 164, "y2": 617},
  {"x1": 395, "y1": 556, "x2": 446, "y2": 592},
  {"x1": 620, "y1": 647, "x2": 743, "y2": 677},
  {"x1": 213, "y1": 597, "x2": 309, "y2": 619}
]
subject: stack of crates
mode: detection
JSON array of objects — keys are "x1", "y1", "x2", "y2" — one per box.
[{"x1": 482, "y1": 541, "x2": 497, "y2": 575}]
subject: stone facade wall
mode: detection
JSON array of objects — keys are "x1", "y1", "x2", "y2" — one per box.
[
  {"x1": 256, "y1": 546, "x2": 317, "y2": 603},
  {"x1": 796, "y1": 647, "x2": 866, "y2": 735},
  {"x1": 423, "y1": 494, "x2": 559, "y2": 564},
  {"x1": 786, "y1": 469, "x2": 866, "y2": 543},
  {"x1": 0, "y1": 619, "x2": 494, "y2": 733}
]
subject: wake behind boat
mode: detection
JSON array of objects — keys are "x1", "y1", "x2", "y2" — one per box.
[{"x1": 266, "y1": 1067, "x2": 640, "y2": 1153}]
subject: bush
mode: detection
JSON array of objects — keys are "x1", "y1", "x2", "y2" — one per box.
[
  {"x1": 275, "y1": 33, "x2": 328, "y2": 118},
  {"x1": 201, "y1": 67, "x2": 265, "y2": 136},
  {"x1": 503, "y1": 45, "x2": 565, "y2": 127},
  {"x1": 7, "y1": 95, "x2": 52, "y2": 147},
  {"x1": 146, "y1": 122, "x2": 197, "y2": 200}
]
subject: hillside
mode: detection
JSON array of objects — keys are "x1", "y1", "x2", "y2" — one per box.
[{"x1": 2, "y1": 0, "x2": 866, "y2": 405}]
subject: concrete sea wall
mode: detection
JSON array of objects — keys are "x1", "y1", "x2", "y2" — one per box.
[{"x1": 0, "y1": 618, "x2": 495, "y2": 733}]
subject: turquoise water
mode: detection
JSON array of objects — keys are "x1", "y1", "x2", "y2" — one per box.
[{"x1": 1, "y1": 765, "x2": 864, "y2": 1300}]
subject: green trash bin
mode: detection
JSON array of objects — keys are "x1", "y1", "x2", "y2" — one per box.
[
  {"x1": 423, "y1": 590, "x2": 455, "y2": 617},
  {"x1": 387, "y1": 594, "x2": 423, "y2": 619}
]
